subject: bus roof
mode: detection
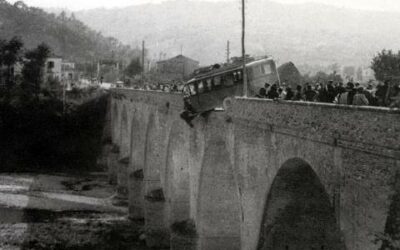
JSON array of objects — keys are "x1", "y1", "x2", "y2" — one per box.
[{"x1": 187, "y1": 57, "x2": 274, "y2": 84}]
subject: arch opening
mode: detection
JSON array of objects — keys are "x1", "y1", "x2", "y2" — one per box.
[
  {"x1": 257, "y1": 158, "x2": 345, "y2": 250},
  {"x1": 197, "y1": 138, "x2": 241, "y2": 250}
]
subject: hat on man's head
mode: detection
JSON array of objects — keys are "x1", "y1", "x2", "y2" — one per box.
[{"x1": 346, "y1": 82, "x2": 354, "y2": 89}]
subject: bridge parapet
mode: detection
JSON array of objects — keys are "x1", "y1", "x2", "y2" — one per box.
[
  {"x1": 112, "y1": 88, "x2": 183, "y2": 111},
  {"x1": 228, "y1": 98, "x2": 400, "y2": 158}
]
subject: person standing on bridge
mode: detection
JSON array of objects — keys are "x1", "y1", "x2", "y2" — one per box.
[
  {"x1": 304, "y1": 85, "x2": 317, "y2": 102},
  {"x1": 336, "y1": 82, "x2": 356, "y2": 105},
  {"x1": 376, "y1": 80, "x2": 390, "y2": 106},
  {"x1": 352, "y1": 87, "x2": 369, "y2": 106},
  {"x1": 256, "y1": 88, "x2": 267, "y2": 98},
  {"x1": 285, "y1": 87, "x2": 294, "y2": 100},
  {"x1": 292, "y1": 85, "x2": 303, "y2": 101},
  {"x1": 267, "y1": 84, "x2": 279, "y2": 99}
]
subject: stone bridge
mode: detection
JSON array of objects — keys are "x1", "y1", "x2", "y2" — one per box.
[{"x1": 103, "y1": 89, "x2": 400, "y2": 250}]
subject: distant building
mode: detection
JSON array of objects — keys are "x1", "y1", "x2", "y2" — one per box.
[
  {"x1": 340, "y1": 65, "x2": 376, "y2": 83},
  {"x1": 97, "y1": 59, "x2": 120, "y2": 84},
  {"x1": 44, "y1": 58, "x2": 78, "y2": 90},
  {"x1": 61, "y1": 62, "x2": 76, "y2": 81},
  {"x1": 45, "y1": 57, "x2": 63, "y2": 82},
  {"x1": 156, "y1": 55, "x2": 199, "y2": 80}
]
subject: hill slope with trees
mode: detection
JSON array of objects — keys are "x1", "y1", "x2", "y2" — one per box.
[
  {"x1": 0, "y1": 0, "x2": 139, "y2": 63},
  {"x1": 74, "y1": 0, "x2": 400, "y2": 68}
]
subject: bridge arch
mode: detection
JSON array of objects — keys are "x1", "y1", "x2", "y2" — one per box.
[
  {"x1": 111, "y1": 101, "x2": 120, "y2": 145},
  {"x1": 257, "y1": 158, "x2": 345, "y2": 250},
  {"x1": 119, "y1": 104, "x2": 130, "y2": 157},
  {"x1": 197, "y1": 137, "x2": 241, "y2": 250},
  {"x1": 143, "y1": 113, "x2": 170, "y2": 247},
  {"x1": 164, "y1": 120, "x2": 190, "y2": 226},
  {"x1": 128, "y1": 116, "x2": 146, "y2": 219}
]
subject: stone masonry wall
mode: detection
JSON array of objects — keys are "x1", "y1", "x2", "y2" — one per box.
[{"x1": 108, "y1": 89, "x2": 400, "y2": 250}]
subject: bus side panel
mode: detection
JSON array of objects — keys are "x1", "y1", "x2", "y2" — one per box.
[
  {"x1": 198, "y1": 86, "x2": 239, "y2": 111},
  {"x1": 189, "y1": 95, "x2": 201, "y2": 112}
]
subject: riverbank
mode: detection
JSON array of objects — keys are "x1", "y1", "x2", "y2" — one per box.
[{"x1": 0, "y1": 172, "x2": 151, "y2": 250}]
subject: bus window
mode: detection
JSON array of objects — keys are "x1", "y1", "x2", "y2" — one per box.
[
  {"x1": 233, "y1": 72, "x2": 238, "y2": 82},
  {"x1": 189, "y1": 83, "x2": 197, "y2": 95},
  {"x1": 213, "y1": 76, "x2": 222, "y2": 89},
  {"x1": 198, "y1": 81, "x2": 205, "y2": 93},
  {"x1": 206, "y1": 80, "x2": 212, "y2": 92},
  {"x1": 233, "y1": 70, "x2": 242, "y2": 83},
  {"x1": 262, "y1": 63, "x2": 272, "y2": 75},
  {"x1": 220, "y1": 75, "x2": 226, "y2": 85},
  {"x1": 237, "y1": 71, "x2": 243, "y2": 81},
  {"x1": 224, "y1": 74, "x2": 234, "y2": 86},
  {"x1": 183, "y1": 85, "x2": 191, "y2": 96}
]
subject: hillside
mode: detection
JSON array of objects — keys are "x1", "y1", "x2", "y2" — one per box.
[
  {"x1": 73, "y1": 0, "x2": 400, "y2": 68},
  {"x1": 0, "y1": 1, "x2": 139, "y2": 63}
]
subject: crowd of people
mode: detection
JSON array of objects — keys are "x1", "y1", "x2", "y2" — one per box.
[
  {"x1": 129, "y1": 81, "x2": 183, "y2": 93},
  {"x1": 255, "y1": 80, "x2": 400, "y2": 108}
]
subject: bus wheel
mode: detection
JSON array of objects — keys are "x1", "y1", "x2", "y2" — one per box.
[{"x1": 223, "y1": 97, "x2": 233, "y2": 111}]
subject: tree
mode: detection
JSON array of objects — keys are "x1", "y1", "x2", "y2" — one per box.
[
  {"x1": 371, "y1": 49, "x2": 400, "y2": 81},
  {"x1": 124, "y1": 58, "x2": 142, "y2": 78},
  {"x1": 22, "y1": 43, "x2": 50, "y2": 94},
  {"x1": 0, "y1": 37, "x2": 23, "y2": 88}
]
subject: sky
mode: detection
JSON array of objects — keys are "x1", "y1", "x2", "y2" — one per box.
[{"x1": 8, "y1": 0, "x2": 400, "y2": 12}]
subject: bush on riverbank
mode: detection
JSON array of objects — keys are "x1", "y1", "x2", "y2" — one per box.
[{"x1": 0, "y1": 87, "x2": 109, "y2": 173}]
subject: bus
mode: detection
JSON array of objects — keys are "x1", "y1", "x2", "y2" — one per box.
[{"x1": 182, "y1": 57, "x2": 280, "y2": 112}]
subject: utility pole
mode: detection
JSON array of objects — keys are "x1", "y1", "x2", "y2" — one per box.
[
  {"x1": 242, "y1": 0, "x2": 248, "y2": 97},
  {"x1": 142, "y1": 40, "x2": 145, "y2": 84},
  {"x1": 226, "y1": 40, "x2": 230, "y2": 64},
  {"x1": 62, "y1": 78, "x2": 66, "y2": 115}
]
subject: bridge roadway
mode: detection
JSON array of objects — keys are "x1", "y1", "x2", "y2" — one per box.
[{"x1": 103, "y1": 88, "x2": 400, "y2": 250}]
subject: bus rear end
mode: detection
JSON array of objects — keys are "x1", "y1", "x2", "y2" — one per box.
[{"x1": 246, "y1": 59, "x2": 279, "y2": 95}]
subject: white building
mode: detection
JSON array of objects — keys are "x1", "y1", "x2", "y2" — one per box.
[{"x1": 45, "y1": 57, "x2": 63, "y2": 82}]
